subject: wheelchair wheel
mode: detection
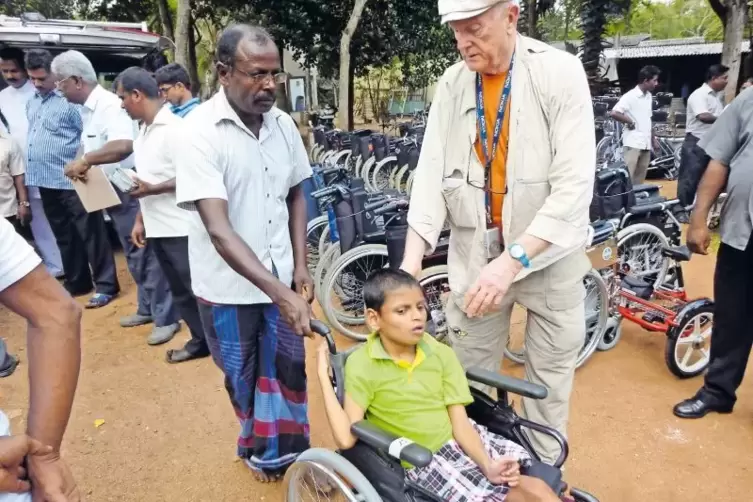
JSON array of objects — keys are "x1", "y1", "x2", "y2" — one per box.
[
  {"x1": 418, "y1": 265, "x2": 450, "y2": 343},
  {"x1": 315, "y1": 244, "x2": 341, "y2": 305},
  {"x1": 284, "y1": 448, "x2": 381, "y2": 502},
  {"x1": 617, "y1": 223, "x2": 671, "y2": 289},
  {"x1": 597, "y1": 315, "x2": 622, "y2": 351},
  {"x1": 503, "y1": 269, "x2": 609, "y2": 369},
  {"x1": 307, "y1": 216, "x2": 329, "y2": 276},
  {"x1": 665, "y1": 301, "x2": 713, "y2": 379}
]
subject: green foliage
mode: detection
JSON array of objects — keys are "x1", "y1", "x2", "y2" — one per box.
[
  {"x1": 607, "y1": 0, "x2": 723, "y2": 40},
  {"x1": 0, "y1": 0, "x2": 75, "y2": 18}
]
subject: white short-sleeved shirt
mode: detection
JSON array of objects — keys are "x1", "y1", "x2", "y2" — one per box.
[
  {"x1": 133, "y1": 105, "x2": 191, "y2": 238},
  {"x1": 0, "y1": 134, "x2": 25, "y2": 218},
  {"x1": 0, "y1": 217, "x2": 41, "y2": 292},
  {"x1": 81, "y1": 85, "x2": 138, "y2": 176},
  {"x1": 0, "y1": 80, "x2": 36, "y2": 157},
  {"x1": 686, "y1": 83, "x2": 724, "y2": 139},
  {"x1": 175, "y1": 89, "x2": 313, "y2": 305},
  {"x1": 613, "y1": 86, "x2": 653, "y2": 150}
]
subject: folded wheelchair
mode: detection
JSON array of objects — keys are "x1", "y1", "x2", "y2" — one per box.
[{"x1": 283, "y1": 321, "x2": 600, "y2": 502}]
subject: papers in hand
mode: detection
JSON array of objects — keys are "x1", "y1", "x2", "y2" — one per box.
[{"x1": 71, "y1": 166, "x2": 121, "y2": 212}]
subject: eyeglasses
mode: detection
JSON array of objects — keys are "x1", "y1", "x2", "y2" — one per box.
[
  {"x1": 232, "y1": 67, "x2": 288, "y2": 85},
  {"x1": 54, "y1": 76, "x2": 72, "y2": 88}
]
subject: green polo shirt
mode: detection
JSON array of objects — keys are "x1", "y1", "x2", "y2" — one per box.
[{"x1": 344, "y1": 333, "x2": 473, "y2": 453}]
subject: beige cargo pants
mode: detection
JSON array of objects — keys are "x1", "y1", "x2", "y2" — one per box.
[{"x1": 446, "y1": 250, "x2": 590, "y2": 465}]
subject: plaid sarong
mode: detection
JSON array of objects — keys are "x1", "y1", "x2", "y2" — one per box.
[
  {"x1": 406, "y1": 421, "x2": 532, "y2": 502},
  {"x1": 197, "y1": 301, "x2": 310, "y2": 473}
]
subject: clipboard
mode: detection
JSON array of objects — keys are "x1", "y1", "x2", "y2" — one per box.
[{"x1": 71, "y1": 165, "x2": 122, "y2": 213}]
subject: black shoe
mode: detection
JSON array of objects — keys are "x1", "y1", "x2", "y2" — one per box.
[
  {"x1": 673, "y1": 395, "x2": 733, "y2": 419},
  {"x1": 676, "y1": 211, "x2": 690, "y2": 224}
]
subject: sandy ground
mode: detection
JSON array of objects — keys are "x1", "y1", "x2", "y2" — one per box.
[{"x1": 1, "y1": 181, "x2": 752, "y2": 501}]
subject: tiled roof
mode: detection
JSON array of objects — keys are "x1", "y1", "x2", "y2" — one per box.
[{"x1": 604, "y1": 40, "x2": 750, "y2": 59}]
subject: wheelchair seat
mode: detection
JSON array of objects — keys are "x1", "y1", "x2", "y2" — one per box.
[
  {"x1": 661, "y1": 245, "x2": 692, "y2": 262},
  {"x1": 621, "y1": 275, "x2": 654, "y2": 300}
]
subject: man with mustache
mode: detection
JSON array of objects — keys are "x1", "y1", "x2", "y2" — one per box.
[
  {"x1": 174, "y1": 24, "x2": 314, "y2": 482},
  {"x1": 0, "y1": 48, "x2": 64, "y2": 280},
  {"x1": 401, "y1": 0, "x2": 595, "y2": 465}
]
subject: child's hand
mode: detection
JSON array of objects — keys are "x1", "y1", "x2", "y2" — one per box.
[
  {"x1": 316, "y1": 341, "x2": 331, "y2": 379},
  {"x1": 482, "y1": 456, "x2": 520, "y2": 486}
]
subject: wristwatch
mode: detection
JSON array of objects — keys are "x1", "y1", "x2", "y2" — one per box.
[
  {"x1": 508, "y1": 243, "x2": 531, "y2": 268},
  {"x1": 18, "y1": 200, "x2": 30, "y2": 208}
]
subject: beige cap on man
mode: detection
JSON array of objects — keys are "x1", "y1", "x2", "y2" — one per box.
[{"x1": 438, "y1": 0, "x2": 518, "y2": 24}]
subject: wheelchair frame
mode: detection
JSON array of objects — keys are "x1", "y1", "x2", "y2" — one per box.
[{"x1": 284, "y1": 321, "x2": 600, "y2": 502}]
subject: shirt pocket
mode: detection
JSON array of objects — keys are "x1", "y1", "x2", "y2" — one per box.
[
  {"x1": 42, "y1": 114, "x2": 61, "y2": 133},
  {"x1": 441, "y1": 176, "x2": 478, "y2": 229}
]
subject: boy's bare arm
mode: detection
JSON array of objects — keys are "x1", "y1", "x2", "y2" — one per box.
[
  {"x1": 317, "y1": 344, "x2": 365, "y2": 449},
  {"x1": 448, "y1": 404, "x2": 491, "y2": 472}
]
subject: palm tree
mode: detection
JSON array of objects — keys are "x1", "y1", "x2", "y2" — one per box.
[{"x1": 580, "y1": 0, "x2": 631, "y2": 94}]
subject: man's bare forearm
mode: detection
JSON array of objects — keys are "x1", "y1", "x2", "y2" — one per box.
[
  {"x1": 12, "y1": 174, "x2": 28, "y2": 203},
  {"x1": 0, "y1": 267, "x2": 82, "y2": 450},
  {"x1": 196, "y1": 199, "x2": 288, "y2": 302},
  {"x1": 697, "y1": 112, "x2": 717, "y2": 124},
  {"x1": 610, "y1": 111, "x2": 633, "y2": 126},
  {"x1": 152, "y1": 178, "x2": 176, "y2": 195},
  {"x1": 400, "y1": 228, "x2": 428, "y2": 276},
  {"x1": 83, "y1": 140, "x2": 133, "y2": 166},
  {"x1": 286, "y1": 183, "x2": 308, "y2": 271},
  {"x1": 690, "y1": 159, "x2": 728, "y2": 223}
]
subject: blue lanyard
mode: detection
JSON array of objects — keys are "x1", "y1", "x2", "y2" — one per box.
[{"x1": 476, "y1": 54, "x2": 514, "y2": 224}]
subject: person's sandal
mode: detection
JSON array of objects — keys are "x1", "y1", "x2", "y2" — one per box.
[
  {"x1": 85, "y1": 293, "x2": 115, "y2": 309},
  {"x1": 0, "y1": 354, "x2": 18, "y2": 378}
]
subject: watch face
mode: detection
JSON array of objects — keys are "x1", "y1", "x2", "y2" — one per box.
[{"x1": 510, "y1": 245, "x2": 523, "y2": 259}]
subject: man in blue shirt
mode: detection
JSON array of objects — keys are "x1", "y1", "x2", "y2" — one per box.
[
  {"x1": 154, "y1": 63, "x2": 200, "y2": 118},
  {"x1": 24, "y1": 49, "x2": 119, "y2": 307}
]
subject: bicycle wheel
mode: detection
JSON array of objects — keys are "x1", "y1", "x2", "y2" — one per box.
[
  {"x1": 284, "y1": 448, "x2": 381, "y2": 502},
  {"x1": 665, "y1": 302, "x2": 713, "y2": 379},
  {"x1": 617, "y1": 223, "x2": 671, "y2": 289},
  {"x1": 419, "y1": 265, "x2": 450, "y2": 343},
  {"x1": 320, "y1": 244, "x2": 390, "y2": 341},
  {"x1": 306, "y1": 216, "x2": 329, "y2": 276},
  {"x1": 503, "y1": 269, "x2": 608, "y2": 369}
]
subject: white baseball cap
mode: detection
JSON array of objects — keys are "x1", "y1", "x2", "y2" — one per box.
[{"x1": 438, "y1": 0, "x2": 519, "y2": 24}]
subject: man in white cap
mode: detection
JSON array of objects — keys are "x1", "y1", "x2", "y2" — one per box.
[{"x1": 401, "y1": 0, "x2": 595, "y2": 464}]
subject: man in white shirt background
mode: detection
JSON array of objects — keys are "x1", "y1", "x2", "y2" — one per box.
[
  {"x1": 115, "y1": 66, "x2": 210, "y2": 364},
  {"x1": 677, "y1": 64, "x2": 728, "y2": 222},
  {"x1": 610, "y1": 65, "x2": 661, "y2": 185},
  {"x1": 0, "y1": 48, "x2": 64, "y2": 279},
  {"x1": 53, "y1": 50, "x2": 180, "y2": 345}
]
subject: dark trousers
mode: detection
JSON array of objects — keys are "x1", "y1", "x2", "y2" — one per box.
[
  {"x1": 677, "y1": 133, "x2": 710, "y2": 207},
  {"x1": 151, "y1": 237, "x2": 208, "y2": 356},
  {"x1": 5, "y1": 215, "x2": 33, "y2": 241},
  {"x1": 701, "y1": 237, "x2": 753, "y2": 406},
  {"x1": 107, "y1": 189, "x2": 177, "y2": 326},
  {"x1": 38, "y1": 187, "x2": 119, "y2": 296}
]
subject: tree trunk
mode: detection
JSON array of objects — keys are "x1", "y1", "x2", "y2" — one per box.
[
  {"x1": 527, "y1": 0, "x2": 538, "y2": 40},
  {"x1": 276, "y1": 44, "x2": 292, "y2": 113},
  {"x1": 337, "y1": 0, "x2": 369, "y2": 130},
  {"x1": 174, "y1": 0, "x2": 199, "y2": 95},
  {"x1": 719, "y1": 0, "x2": 746, "y2": 102},
  {"x1": 154, "y1": 0, "x2": 174, "y2": 59},
  {"x1": 187, "y1": 17, "x2": 201, "y2": 95}
]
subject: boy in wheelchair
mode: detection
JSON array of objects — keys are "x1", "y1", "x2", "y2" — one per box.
[{"x1": 317, "y1": 269, "x2": 561, "y2": 502}]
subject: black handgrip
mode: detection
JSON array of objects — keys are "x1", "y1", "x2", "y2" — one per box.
[
  {"x1": 310, "y1": 319, "x2": 337, "y2": 354},
  {"x1": 373, "y1": 199, "x2": 409, "y2": 216},
  {"x1": 466, "y1": 367, "x2": 548, "y2": 400},
  {"x1": 350, "y1": 421, "x2": 433, "y2": 468},
  {"x1": 311, "y1": 186, "x2": 338, "y2": 199},
  {"x1": 363, "y1": 197, "x2": 390, "y2": 212}
]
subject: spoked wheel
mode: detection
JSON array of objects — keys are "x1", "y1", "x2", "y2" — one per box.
[
  {"x1": 320, "y1": 244, "x2": 390, "y2": 341},
  {"x1": 306, "y1": 216, "x2": 329, "y2": 276},
  {"x1": 419, "y1": 265, "x2": 451, "y2": 343},
  {"x1": 617, "y1": 223, "x2": 671, "y2": 289},
  {"x1": 503, "y1": 269, "x2": 609, "y2": 368},
  {"x1": 284, "y1": 449, "x2": 381, "y2": 502},
  {"x1": 315, "y1": 244, "x2": 341, "y2": 305},
  {"x1": 665, "y1": 303, "x2": 713, "y2": 378}
]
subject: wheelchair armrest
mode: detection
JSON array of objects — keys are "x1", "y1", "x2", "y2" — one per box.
[
  {"x1": 350, "y1": 421, "x2": 433, "y2": 468},
  {"x1": 466, "y1": 367, "x2": 548, "y2": 400}
]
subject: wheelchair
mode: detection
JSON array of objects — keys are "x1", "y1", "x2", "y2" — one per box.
[{"x1": 283, "y1": 321, "x2": 600, "y2": 502}]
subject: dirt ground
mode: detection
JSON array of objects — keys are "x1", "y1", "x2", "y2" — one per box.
[{"x1": 1, "y1": 181, "x2": 752, "y2": 502}]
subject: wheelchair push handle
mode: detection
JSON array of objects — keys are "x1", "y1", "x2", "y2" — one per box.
[
  {"x1": 373, "y1": 199, "x2": 409, "y2": 216},
  {"x1": 311, "y1": 186, "x2": 338, "y2": 199},
  {"x1": 310, "y1": 320, "x2": 337, "y2": 354}
]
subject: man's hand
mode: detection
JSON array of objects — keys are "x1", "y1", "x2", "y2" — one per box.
[
  {"x1": 278, "y1": 288, "x2": 313, "y2": 337},
  {"x1": 63, "y1": 159, "x2": 89, "y2": 182},
  {"x1": 130, "y1": 219, "x2": 146, "y2": 249},
  {"x1": 293, "y1": 267, "x2": 315, "y2": 304},
  {"x1": 687, "y1": 215, "x2": 711, "y2": 255},
  {"x1": 482, "y1": 456, "x2": 520, "y2": 486},
  {"x1": 464, "y1": 253, "x2": 522, "y2": 318},
  {"x1": 626, "y1": 121, "x2": 636, "y2": 130},
  {"x1": 128, "y1": 179, "x2": 158, "y2": 199},
  {"x1": 0, "y1": 435, "x2": 53, "y2": 493},
  {"x1": 17, "y1": 204, "x2": 32, "y2": 226},
  {"x1": 27, "y1": 450, "x2": 80, "y2": 502}
]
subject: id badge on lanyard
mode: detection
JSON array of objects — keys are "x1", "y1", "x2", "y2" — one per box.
[{"x1": 476, "y1": 53, "x2": 514, "y2": 229}]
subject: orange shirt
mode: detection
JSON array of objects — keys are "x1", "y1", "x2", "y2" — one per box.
[{"x1": 473, "y1": 72, "x2": 511, "y2": 229}]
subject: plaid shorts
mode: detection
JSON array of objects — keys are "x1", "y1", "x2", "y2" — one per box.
[{"x1": 406, "y1": 421, "x2": 533, "y2": 502}]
